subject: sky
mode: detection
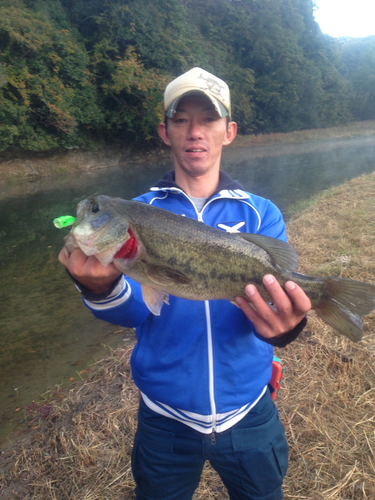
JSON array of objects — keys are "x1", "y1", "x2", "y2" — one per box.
[{"x1": 314, "y1": 0, "x2": 375, "y2": 38}]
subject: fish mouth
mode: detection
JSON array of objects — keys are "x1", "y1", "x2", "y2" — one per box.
[
  {"x1": 67, "y1": 228, "x2": 131, "y2": 267},
  {"x1": 68, "y1": 234, "x2": 129, "y2": 267},
  {"x1": 114, "y1": 229, "x2": 137, "y2": 260},
  {"x1": 98, "y1": 229, "x2": 142, "y2": 268},
  {"x1": 94, "y1": 239, "x2": 130, "y2": 267}
]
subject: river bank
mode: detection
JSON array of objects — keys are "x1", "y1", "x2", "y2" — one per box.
[
  {"x1": 1, "y1": 120, "x2": 375, "y2": 187},
  {"x1": 1, "y1": 172, "x2": 375, "y2": 499},
  {"x1": 226, "y1": 119, "x2": 375, "y2": 150}
]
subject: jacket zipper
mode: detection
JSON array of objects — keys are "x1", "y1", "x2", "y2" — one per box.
[
  {"x1": 158, "y1": 189, "x2": 218, "y2": 438},
  {"x1": 204, "y1": 300, "x2": 217, "y2": 443},
  {"x1": 195, "y1": 200, "x2": 217, "y2": 441}
]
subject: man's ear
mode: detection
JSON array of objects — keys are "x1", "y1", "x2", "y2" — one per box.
[
  {"x1": 223, "y1": 121, "x2": 237, "y2": 146},
  {"x1": 158, "y1": 122, "x2": 172, "y2": 146}
]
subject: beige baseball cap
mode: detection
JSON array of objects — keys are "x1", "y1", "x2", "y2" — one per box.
[{"x1": 164, "y1": 67, "x2": 231, "y2": 119}]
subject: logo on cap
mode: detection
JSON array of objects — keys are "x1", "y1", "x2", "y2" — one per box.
[{"x1": 198, "y1": 74, "x2": 226, "y2": 100}]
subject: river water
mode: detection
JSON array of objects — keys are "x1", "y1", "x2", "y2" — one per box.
[{"x1": 1, "y1": 135, "x2": 375, "y2": 444}]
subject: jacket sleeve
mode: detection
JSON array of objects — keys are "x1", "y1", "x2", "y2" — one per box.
[
  {"x1": 75, "y1": 273, "x2": 151, "y2": 328},
  {"x1": 254, "y1": 317, "x2": 307, "y2": 347},
  {"x1": 256, "y1": 198, "x2": 288, "y2": 242}
]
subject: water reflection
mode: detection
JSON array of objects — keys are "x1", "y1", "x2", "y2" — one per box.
[
  {"x1": 1, "y1": 135, "x2": 375, "y2": 444},
  {"x1": 222, "y1": 136, "x2": 375, "y2": 212},
  {"x1": 0, "y1": 163, "x2": 170, "y2": 443}
]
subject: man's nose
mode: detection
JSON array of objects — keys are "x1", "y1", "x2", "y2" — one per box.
[{"x1": 188, "y1": 120, "x2": 203, "y2": 139}]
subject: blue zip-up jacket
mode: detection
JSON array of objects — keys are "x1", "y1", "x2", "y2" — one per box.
[{"x1": 82, "y1": 171, "x2": 304, "y2": 434}]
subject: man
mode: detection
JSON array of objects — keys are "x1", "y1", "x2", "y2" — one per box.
[{"x1": 59, "y1": 67, "x2": 311, "y2": 500}]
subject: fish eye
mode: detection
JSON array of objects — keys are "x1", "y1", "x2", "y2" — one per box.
[{"x1": 92, "y1": 202, "x2": 100, "y2": 213}]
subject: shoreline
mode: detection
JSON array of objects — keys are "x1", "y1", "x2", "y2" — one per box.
[{"x1": 1, "y1": 120, "x2": 375, "y2": 189}]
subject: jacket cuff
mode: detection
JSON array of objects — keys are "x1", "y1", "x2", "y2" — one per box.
[
  {"x1": 258, "y1": 316, "x2": 308, "y2": 348},
  {"x1": 65, "y1": 269, "x2": 124, "y2": 301}
]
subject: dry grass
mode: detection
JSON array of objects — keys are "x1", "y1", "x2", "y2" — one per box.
[
  {"x1": 1, "y1": 173, "x2": 375, "y2": 499},
  {"x1": 283, "y1": 172, "x2": 375, "y2": 498}
]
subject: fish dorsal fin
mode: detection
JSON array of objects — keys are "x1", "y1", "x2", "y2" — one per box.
[
  {"x1": 145, "y1": 264, "x2": 191, "y2": 287},
  {"x1": 239, "y1": 233, "x2": 298, "y2": 271},
  {"x1": 141, "y1": 285, "x2": 170, "y2": 316}
]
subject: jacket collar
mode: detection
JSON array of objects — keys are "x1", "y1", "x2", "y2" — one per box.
[{"x1": 151, "y1": 170, "x2": 248, "y2": 200}]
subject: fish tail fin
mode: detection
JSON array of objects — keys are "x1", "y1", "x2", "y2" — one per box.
[
  {"x1": 315, "y1": 298, "x2": 364, "y2": 342},
  {"x1": 316, "y1": 278, "x2": 375, "y2": 342}
]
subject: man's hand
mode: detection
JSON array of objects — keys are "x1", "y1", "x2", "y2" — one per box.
[
  {"x1": 58, "y1": 247, "x2": 122, "y2": 295},
  {"x1": 234, "y1": 274, "x2": 311, "y2": 339}
]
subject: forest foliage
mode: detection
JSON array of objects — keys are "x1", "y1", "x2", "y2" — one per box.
[{"x1": 0, "y1": 0, "x2": 374, "y2": 153}]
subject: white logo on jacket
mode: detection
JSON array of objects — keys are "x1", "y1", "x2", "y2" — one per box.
[{"x1": 217, "y1": 221, "x2": 246, "y2": 233}]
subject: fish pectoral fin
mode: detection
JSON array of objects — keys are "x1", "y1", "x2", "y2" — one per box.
[
  {"x1": 145, "y1": 264, "x2": 191, "y2": 287},
  {"x1": 239, "y1": 233, "x2": 298, "y2": 272},
  {"x1": 141, "y1": 285, "x2": 169, "y2": 316}
]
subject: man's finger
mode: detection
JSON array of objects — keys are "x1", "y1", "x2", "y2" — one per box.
[
  {"x1": 262, "y1": 275, "x2": 311, "y2": 318},
  {"x1": 284, "y1": 281, "x2": 312, "y2": 315},
  {"x1": 58, "y1": 247, "x2": 70, "y2": 266},
  {"x1": 243, "y1": 283, "x2": 278, "y2": 324},
  {"x1": 235, "y1": 293, "x2": 258, "y2": 321},
  {"x1": 262, "y1": 275, "x2": 291, "y2": 310}
]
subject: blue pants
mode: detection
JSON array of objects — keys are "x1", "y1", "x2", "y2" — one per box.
[{"x1": 131, "y1": 389, "x2": 288, "y2": 500}]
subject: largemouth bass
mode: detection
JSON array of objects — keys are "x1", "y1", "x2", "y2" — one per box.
[{"x1": 64, "y1": 195, "x2": 375, "y2": 342}]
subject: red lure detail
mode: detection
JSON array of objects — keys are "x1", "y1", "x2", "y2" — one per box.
[{"x1": 114, "y1": 229, "x2": 137, "y2": 259}]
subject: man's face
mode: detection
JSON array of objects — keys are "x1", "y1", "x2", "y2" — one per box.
[{"x1": 158, "y1": 94, "x2": 237, "y2": 180}]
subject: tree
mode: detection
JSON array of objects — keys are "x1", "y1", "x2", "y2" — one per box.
[
  {"x1": 0, "y1": 0, "x2": 101, "y2": 151},
  {"x1": 339, "y1": 36, "x2": 375, "y2": 121},
  {"x1": 0, "y1": 0, "x2": 369, "y2": 154}
]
